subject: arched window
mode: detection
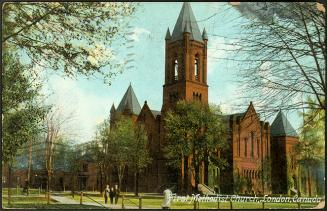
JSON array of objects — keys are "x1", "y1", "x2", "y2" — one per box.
[
  {"x1": 174, "y1": 59, "x2": 178, "y2": 81},
  {"x1": 194, "y1": 57, "x2": 199, "y2": 80}
]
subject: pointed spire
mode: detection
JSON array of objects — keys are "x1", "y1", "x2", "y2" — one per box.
[
  {"x1": 124, "y1": 96, "x2": 132, "y2": 112},
  {"x1": 171, "y1": 2, "x2": 202, "y2": 42},
  {"x1": 271, "y1": 110, "x2": 298, "y2": 137},
  {"x1": 110, "y1": 103, "x2": 115, "y2": 113},
  {"x1": 202, "y1": 28, "x2": 208, "y2": 40},
  {"x1": 184, "y1": 21, "x2": 191, "y2": 33},
  {"x1": 165, "y1": 28, "x2": 171, "y2": 40},
  {"x1": 116, "y1": 84, "x2": 141, "y2": 115}
]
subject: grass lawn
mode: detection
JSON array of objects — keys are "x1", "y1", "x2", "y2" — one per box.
[
  {"x1": 1, "y1": 196, "x2": 105, "y2": 209},
  {"x1": 66, "y1": 193, "x2": 319, "y2": 209},
  {"x1": 2, "y1": 187, "x2": 46, "y2": 195}
]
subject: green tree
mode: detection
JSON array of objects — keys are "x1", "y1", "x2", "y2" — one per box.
[
  {"x1": 2, "y1": 52, "x2": 47, "y2": 205},
  {"x1": 65, "y1": 144, "x2": 83, "y2": 198},
  {"x1": 90, "y1": 118, "x2": 111, "y2": 194},
  {"x1": 89, "y1": 139, "x2": 106, "y2": 194},
  {"x1": 2, "y1": 2, "x2": 137, "y2": 83},
  {"x1": 131, "y1": 123, "x2": 152, "y2": 196},
  {"x1": 257, "y1": 157, "x2": 271, "y2": 194},
  {"x1": 43, "y1": 108, "x2": 74, "y2": 204},
  {"x1": 164, "y1": 100, "x2": 228, "y2": 193},
  {"x1": 296, "y1": 100, "x2": 325, "y2": 196},
  {"x1": 233, "y1": 171, "x2": 246, "y2": 194},
  {"x1": 108, "y1": 117, "x2": 134, "y2": 191},
  {"x1": 105, "y1": 116, "x2": 151, "y2": 193}
]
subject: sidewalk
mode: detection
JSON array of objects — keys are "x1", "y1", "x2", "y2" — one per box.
[
  {"x1": 50, "y1": 195, "x2": 155, "y2": 209},
  {"x1": 51, "y1": 195, "x2": 79, "y2": 205}
]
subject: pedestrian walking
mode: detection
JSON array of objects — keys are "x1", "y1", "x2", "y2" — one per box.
[
  {"x1": 114, "y1": 184, "x2": 119, "y2": 204},
  {"x1": 109, "y1": 187, "x2": 115, "y2": 204},
  {"x1": 104, "y1": 185, "x2": 110, "y2": 204}
]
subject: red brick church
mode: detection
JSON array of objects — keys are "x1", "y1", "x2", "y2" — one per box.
[
  {"x1": 108, "y1": 2, "x2": 299, "y2": 195},
  {"x1": 3, "y1": 3, "x2": 321, "y2": 196}
]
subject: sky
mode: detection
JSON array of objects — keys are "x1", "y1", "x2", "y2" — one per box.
[{"x1": 41, "y1": 2, "x2": 302, "y2": 143}]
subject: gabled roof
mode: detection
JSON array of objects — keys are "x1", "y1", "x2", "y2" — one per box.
[
  {"x1": 171, "y1": 2, "x2": 203, "y2": 42},
  {"x1": 116, "y1": 84, "x2": 141, "y2": 115},
  {"x1": 271, "y1": 110, "x2": 298, "y2": 137}
]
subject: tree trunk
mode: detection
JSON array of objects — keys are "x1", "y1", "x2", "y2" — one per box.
[
  {"x1": 136, "y1": 170, "x2": 140, "y2": 196},
  {"x1": 315, "y1": 169, "x2": 319, "y2": 195},
  {"x1": 193, "y1": 154, "x2": 200, "y2": 194},
  {"x1": 100, "y1": 168, "x2": 103, "y2": 194},
  {"x1": 134, "y1": 170, "x2": 140, "y2": 196},
  {"x1": 72, "y1": 175, "x2": 75, "y2": 198},
  {"x1": 27, "y1": 139, "x2": 33, "y2": 196},
  {"x1": 194, "y1": 165, "x2": 200, "y2": 194},
  {"x1": 8, "y1": 164, "x2": 12, "y2": 206},
  {"x1": 180, "y1": 158, "x2": 184, "y2": 194},
  {"x1": 117, "y1": 165, "x2": 124, "y2": 192},
  {"x1": 204, "y1": 152, "x2": 209, "y2": 185},
  {"x1": 104, "y1": 171, "x2": 107, "y2": 188},
  {"x1": 118, "y1": 176, "x2": 122, "y2": 193},
  {"x1": 307, "y1": 167, "x2": 312, "y2": 197},
  {"x1": 47, "y1": 170, "x2": 51, "y2": 204}
]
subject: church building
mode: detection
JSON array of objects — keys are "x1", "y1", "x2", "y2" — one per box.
[{"x1": 108, "y1": 2, "x2": 300, "y2": 195}]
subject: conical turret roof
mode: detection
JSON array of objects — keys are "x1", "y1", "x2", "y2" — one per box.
[
  {"x1": 271, "y1": 110, "x2": 298, "y2": 137},
  {"x1": 110, "y1": 103, "x2": 115, "y2": 113},
  {"x1": 165, "y1": 28, "x2": 172, "y2": 40},
  {"x1": 116, "y1": 84, "x2": 141, "y2": 115}
]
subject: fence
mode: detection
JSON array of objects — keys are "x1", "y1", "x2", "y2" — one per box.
[
  {"x1": 2, "y1": 187, "x2": 45, "y2": 196},
  {"x1": 78, "y1": 191, "x2": 319, "y2": 209},
  {"x1": 119, "y1": 194, "x2": 315, "y2": 209}
]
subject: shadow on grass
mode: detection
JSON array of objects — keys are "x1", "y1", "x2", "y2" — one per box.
[
  {"x1": 3, "y1": 204, "x2": 106, "y2": 209},
  {"x1": 2, "y1": 196, "x2": 106, "y2": 209}
]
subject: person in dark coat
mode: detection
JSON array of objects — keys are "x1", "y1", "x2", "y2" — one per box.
[
  {"x1": 109, "y1": 187, "x2": 115, "y2": 204},
  {"x1": 114, "y1": 184, "x2": 119, "y2": 204},
  {"x1": 104, "y1": 185, "x2": 110, "y2": 204}
]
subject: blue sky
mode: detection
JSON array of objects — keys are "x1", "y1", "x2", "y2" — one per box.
[{"x1": 41, "y1": 2, "x2": 301, "y2": 143}]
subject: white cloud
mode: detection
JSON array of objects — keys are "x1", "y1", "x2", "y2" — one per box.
[
  {"x1": 128, "y1": 27, "x2": 151, "y2": 42},
  {"x1": 207, "y1": 37, "x2": 240, "y2": 74},
  {"x1": 43, "y1": 76, "x2": 113, "y2": 143}
]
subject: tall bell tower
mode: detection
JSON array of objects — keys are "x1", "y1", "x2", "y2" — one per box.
[{"x1": 162, "y1": 2, "x2": 208, "y2": 112}]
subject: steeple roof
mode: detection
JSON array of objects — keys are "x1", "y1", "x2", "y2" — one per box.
[
  {"x1": 202, "y1": 28, "x2": 208, "y2": 40},
  {"x1": 110, "y1": 103, "x2": 115, "y2": 113},
  {"x1": 171, "y1": 2, "x2": 203, "y2": 42},
  {"x1": 271, "y1": 110, "x2": 298, "y2": 137},
  {"x1": 116, "y1": 84, "x2": 141, "y2": 115},
  {"x1": 165, "y1": 28, "x2": 172, "y2": 40}
]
